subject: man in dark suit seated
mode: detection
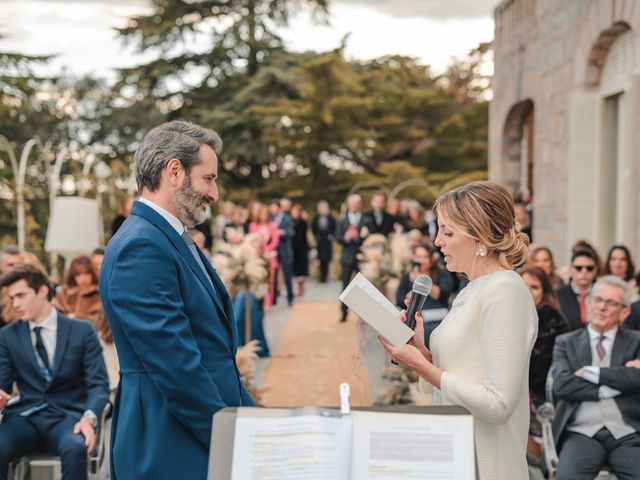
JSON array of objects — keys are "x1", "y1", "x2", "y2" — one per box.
[
  {"x1": 556, "y1": 249, "x2": 599, "y2": 331},
  {"x1": 0, "y1": 264, "x2": 109, "y2": 480},
  {"x1": 623, "y1": 299, "x2": 640, "y2": 330},
  {"x1": 362, "y1": 191, "x2": 394, "y2": 237},
  {"x1": 551, "y1": 275, "x2": 640, "y2": 480}
]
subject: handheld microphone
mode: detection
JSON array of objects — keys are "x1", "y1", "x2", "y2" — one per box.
[{"x1": 405, "y1": 275, "x2": 433, "y2": 330}]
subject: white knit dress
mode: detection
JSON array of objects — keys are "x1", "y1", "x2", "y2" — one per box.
[{"x1": 421, "y1": 270, "x2": 538, "y2": 480}]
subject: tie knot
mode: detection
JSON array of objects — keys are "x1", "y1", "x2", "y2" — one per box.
[
  {"x1": 33, "y1": 326, "x2": 42, "y2": 334},
  {"x1": 182, "y1": 230, "x2": 193, "y2": 244}
]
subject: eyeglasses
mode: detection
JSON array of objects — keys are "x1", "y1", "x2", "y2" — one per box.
[
  {"x1": 572, "y1": 264, "x2": 595, "y2": 272},
  {"x1": 590, "y1": 295, "x2": 623, "y2": 309}
]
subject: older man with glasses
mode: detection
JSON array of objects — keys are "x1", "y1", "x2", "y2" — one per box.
[
  {"x1": 551, "y1": 275, "x2": 640, "y2": 479},
  {"x1": 556, "y1": 249, "x2": 600, "y2": 331}
]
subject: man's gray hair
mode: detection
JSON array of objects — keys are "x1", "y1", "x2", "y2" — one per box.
[
  {"x1": 134, "y1": 120, "x2": 222, "y2": 192},
  {"x1": 592, "y1": 275, "x2": 632, "y2": 306}
]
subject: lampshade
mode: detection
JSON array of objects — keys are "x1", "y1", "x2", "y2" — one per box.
[{"x1": 45, "y1": 197, "x2": 102, "y2": 261}]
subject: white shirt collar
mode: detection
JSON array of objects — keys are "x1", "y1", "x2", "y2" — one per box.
[
  {"x1": 138, "y1": 197, "x2": 185, "y2": 235},
  {"x1": 29, "y1": 307, "x2": 58, "y2": 332},
  {"x1": 587, "y1": 323, "x2": 617, "y2": 342}
]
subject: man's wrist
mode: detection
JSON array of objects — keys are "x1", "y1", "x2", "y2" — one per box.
[{"x1": 83, "y1": 409, "x2": 98, "y2": 429}]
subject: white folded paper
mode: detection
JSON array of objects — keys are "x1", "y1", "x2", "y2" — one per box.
[{"x1": 339, "y1": 273, "x2": 414, "y2": 346}]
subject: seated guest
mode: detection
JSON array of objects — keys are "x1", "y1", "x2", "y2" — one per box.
[
  {"x1": 624, "y1": 299, "x2": 640, "y2": 331},
  {"x1": 604, "y1": 245, "x2": 638, "y2": 302},
  {"x1": 557, "y1": 239, "x2": 602, "y2": 284},
  {"x1": 96, "y1": 312, "x2": 119, "y2": 396},
  {"x1": 520, "y1": 267, "x2": 568, "y2": 461},
  {"x1": 551, "y1": 275, "x2": 640, "y2": 480},
  {"x1": 0, "y1": 264, "x2": 110, "y2": 480},
  {"x1": 395, "y1": 243, "x2": 453, "y2": 347},
  {"x1": 52, "y1": 255, "x2": 102, "y2": 324},
  {"x1": 530, "y1": 246, "x2": 565, "y2": 289},
  {"x1": 556, "y1": 249, "x2": 599, "y2": 331}
]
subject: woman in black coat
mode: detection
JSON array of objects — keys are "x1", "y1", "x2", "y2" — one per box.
[
  {"x1": 520, "y1": 266, "x2": 569, "y2": 461},
  {"x1": 291, "y1": 203, "x2": 309, "y2": 296},
  {"x1": 311, "y1": 200, "x2": 336, "y2": 283}
]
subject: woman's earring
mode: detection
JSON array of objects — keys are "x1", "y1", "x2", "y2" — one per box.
[{"x1": 476, "y1": 244, "x2": 487, "y2": 257}]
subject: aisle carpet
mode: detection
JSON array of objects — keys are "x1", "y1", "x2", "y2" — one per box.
[{"x1": 258, "y1": 302, "x2": 372, "y2": 408}]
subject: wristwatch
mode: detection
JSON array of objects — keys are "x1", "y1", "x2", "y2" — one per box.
[{"x1": 83, "y1": 409, "x2": 98, "y2": 429}]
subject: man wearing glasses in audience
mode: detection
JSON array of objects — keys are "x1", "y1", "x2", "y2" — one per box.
[
  {"x1": 556, "y1": 249, "x2": 599, "y2": 331},
  {"x1": 551, "y1": 275, "x2": 640, "y2": 479}
]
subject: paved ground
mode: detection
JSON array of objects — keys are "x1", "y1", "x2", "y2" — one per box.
[{"x1": 254, "y1": 280, "x2": 389, "y2": 407}]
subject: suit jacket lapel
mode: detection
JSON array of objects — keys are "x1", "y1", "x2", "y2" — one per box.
[
  {"x1": 18, "y1": 321, "x2": 42, "y2": 378},
  {"x1": 131, "y1": 201, "x2": 229, "y2": 323},
  {"x1": 51, "y1": 312, "x2": 71, "y2": 380},
  {"x1": 611, "y1": 329, "x2": 630, "y2": 367},
  {"x1": 575, "y1": 329, "x2": 593, "y2": 367}
]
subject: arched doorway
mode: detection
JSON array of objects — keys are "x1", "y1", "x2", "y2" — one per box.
[{"x1": 501, "y1": 99, "x2": 534, "y2": 198}]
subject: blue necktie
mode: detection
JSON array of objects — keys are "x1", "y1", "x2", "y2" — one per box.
[{"x1": 182, "y1": 230, "x2": 216, "y2": 294}]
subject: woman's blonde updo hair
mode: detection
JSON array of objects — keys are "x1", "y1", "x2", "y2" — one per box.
[{"x1": 433, "y1": 181, "x2": 529, "y2": 269}]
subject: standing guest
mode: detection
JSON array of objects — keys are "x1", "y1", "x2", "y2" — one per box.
[
  {"x1": 551, "y1": 276, "x2": 640, "y2": 480},
  {"x1": 311, "y1": 200, "x2": 336, "y2": 283},
  {"x1": 110, "y1": 195, "x2": 134, "y2": 237},
  {"x1": 223, "y1": 206, "x2": 247, "y2": 245},
  {"x1": 99, "y1": 121, "x2": 254, "y2": 479},
  {"x1": 52, "y1": 255, "x2": 102, "y2": 325},
  {"x1": 386, "y1": 198, "x2": 405, "y2": 232},
  {"x1": 363, "y1": 191, "x2": 394, "y2": 236},
  {"x1": 556, "y1": 249, "x2": 599, "y2": 331},
  {"x1": 271, "y1": 199, "x2": 295, "y2": 306},
  {"x1": 248, "y1": 203, "x2": 279, "y2": 309},
  {"x1": 0, "y1": 264, "x2": 109, "y2": 480},
  {"x1": 529, "y1": 246, "x2": 565, "y2": 289},
  {"x1": 290, "y1": 203, "x2": 309, "y2": 297},
  {"x1": 337, "y1": 194, "x2": 366, "y2": 322},
  {"x1": 520, "y1": 267, "x2": 568, "y2": 462},
  {"x1": 380, "y1": 181, "x2": 537, "y2": 479},
  {"x1": 403, "y1": 200, "x2": 430, "y2": 237},
  {"x1": 214, "y1": 201, "x2": 235, "y2": 241},
  {"x1": 604, "y1": 245, "x2": 637, "y2": 298},
  {"x1": 395, "y1": 243, "x2": 454, "y2": 348}
]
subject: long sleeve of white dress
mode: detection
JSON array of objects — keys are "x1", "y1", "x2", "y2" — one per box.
[{"x1": 425, "y1": 270, "x2": 538, "y2": 479}]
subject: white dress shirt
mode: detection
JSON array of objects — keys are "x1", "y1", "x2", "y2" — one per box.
[
  {"x1": 581, "y1": 325, "x2": 621, "y2": 398},
  {"x1": 29, "y1": 307, "x2": 58, "y2": 367},
  {"x1": 138, "y1": 197, "x2": 185, "y2": 235}
]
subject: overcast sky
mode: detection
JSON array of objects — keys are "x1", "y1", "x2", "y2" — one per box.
[{"x1": 0, "y1": 0, "x2": 500, "y2": 78}]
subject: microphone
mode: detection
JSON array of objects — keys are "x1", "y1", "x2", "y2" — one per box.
[{"x1": 405, "y1": 275, "x2": 433, "y2": 330}]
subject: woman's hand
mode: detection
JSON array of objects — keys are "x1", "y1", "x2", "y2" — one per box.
[
  {"x1": 379, "y1": 336, "x2": 429, "y2": 371},
  {"x1": 400, "y1": 305, "x2": 431, "y2": 362}
]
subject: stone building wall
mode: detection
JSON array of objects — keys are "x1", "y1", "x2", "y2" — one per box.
[{"x1": 490, "y1": 0, "x2": 640, "y2": 266}]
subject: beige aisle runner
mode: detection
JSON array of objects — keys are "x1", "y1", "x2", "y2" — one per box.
[{"x1": 258, "y1": 302, "x2": 372, "y2": 408}]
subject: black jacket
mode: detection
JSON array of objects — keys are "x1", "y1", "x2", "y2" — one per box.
[
  {"x1": 556, "y1": 284, "x2": 585, "y2": 331},
  {"x1": 529, "y1": 305, "x2": 568, "y2": 404}
]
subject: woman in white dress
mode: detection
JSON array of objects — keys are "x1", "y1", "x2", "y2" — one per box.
[{"x1": 380, "y1": 181, "x2": 538, "y2": 479}]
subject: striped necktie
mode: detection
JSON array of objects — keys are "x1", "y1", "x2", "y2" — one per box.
[{"x1": 182, "y1": 230, "x2": 215, "y2": 291}]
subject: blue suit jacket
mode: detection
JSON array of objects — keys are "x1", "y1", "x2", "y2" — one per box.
[
  {"x1": 0, "y1": 312, "x2": 109, "y2": 420},
  {"x1": 100, "y1": 200, "x2": 254, "y2": 480}
]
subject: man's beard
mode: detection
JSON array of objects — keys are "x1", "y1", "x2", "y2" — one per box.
[{"x1": 175, "y1": 174, "x2": 209, "y2": 228}]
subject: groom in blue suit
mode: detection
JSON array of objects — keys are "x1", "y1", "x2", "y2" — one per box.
[{"x1": 100, "y1": 121, "x2": 254, "y2": 480}]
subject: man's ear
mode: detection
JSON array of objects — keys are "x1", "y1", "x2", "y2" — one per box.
[
  {"x1": 166, "y1": 158, "x2": 183, "y2": 187},
  {"x1": 620, "y1": 305, "x2": 631, "y2": 322}
]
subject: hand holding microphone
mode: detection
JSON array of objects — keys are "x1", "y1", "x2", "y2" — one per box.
[{"x1": 405, "y1": 275, "x2": 433, "y2": 330}]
